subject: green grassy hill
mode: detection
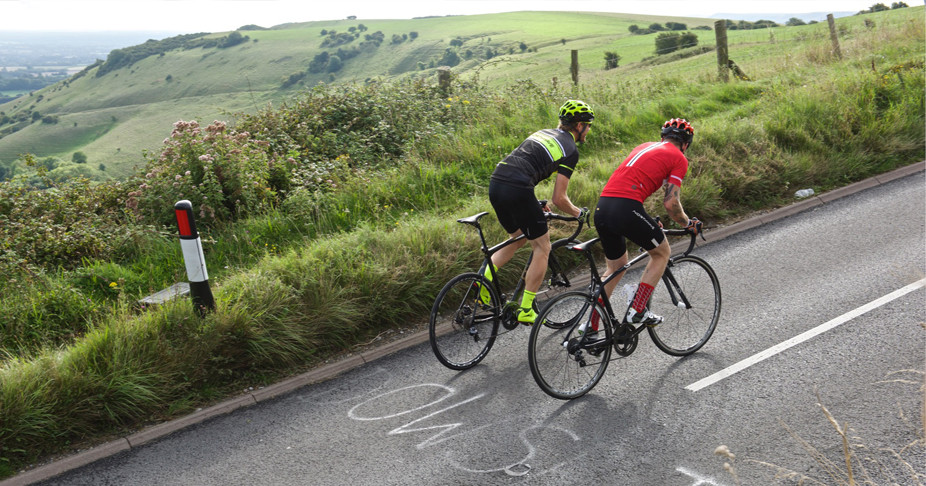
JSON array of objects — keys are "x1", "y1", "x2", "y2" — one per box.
[
  {"x1": 0, "y1": 11, "x2": 721, "y2": 178},
  {"x1": 0, "y1": 6, "x2": 923, "y2": 479}
]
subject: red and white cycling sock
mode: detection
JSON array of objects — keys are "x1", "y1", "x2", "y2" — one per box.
[{"x1": 631, "y1": 283, "x2": 655, "y2": 313}]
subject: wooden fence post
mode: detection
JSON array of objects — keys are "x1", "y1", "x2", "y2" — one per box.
[
  {"x1": 827, "y1": 14, "x2": 843, "y2": 60},
  {"x1": 571, "y1": 50, "x2": 579, "y2": 86},
  {"x1": 714, "y1": 20, "x2": 729, "y2": 82},
  {"x1": 438, "y1": 67, "x2": 452, "y2": 94}
]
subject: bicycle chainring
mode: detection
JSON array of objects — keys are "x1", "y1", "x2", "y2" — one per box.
[
  {"x1": 613, "y1": 323, "x2": 638, "y2": 357},
  {"x1": 501, "y1": 302, "x2": 519, "y2": 330}
]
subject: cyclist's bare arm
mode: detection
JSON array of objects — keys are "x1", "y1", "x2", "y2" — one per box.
[
  {"x1": 663, "y1": 182, "x2": 691, "y2": 228},
  {"x1": 552, "y1": 173, "x2": 582, "y2": 218}
]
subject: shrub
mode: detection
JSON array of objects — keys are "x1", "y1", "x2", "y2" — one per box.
[{"x1": 129, "y1": 120, "x2": 274, "y2": 228}]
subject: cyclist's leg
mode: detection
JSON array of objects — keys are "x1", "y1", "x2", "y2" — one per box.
[
  {"x1": 490, "y1": 232, "x2": 527, "y2": 271},
  {"x1": 626, "y1": 238, "x2": 670, "y2": 323},
  {"x1": 602, "y1": 252, "x2": 629, "y2": 299},
  {"x1": 594, "y1": 197, "x2": 631, "y2": 300},
  {"x1": 484, "y1": 180, "x2": 531, "y2": 303},
  {"x1": 523, "y1": 233, "x2": 551, "y2": 293},
  {"x1": 517, "y1": 233, "x2": 550, "y2": 324},
  {"x1": 616, "y1": 202, "x2": 668, "y2": 324},
  {"x1": 477, "y1": 232, "x2": 526, "y2": 305},
  {"x1": 640, "y1": 238, "x2": 670, "y2": 288}
]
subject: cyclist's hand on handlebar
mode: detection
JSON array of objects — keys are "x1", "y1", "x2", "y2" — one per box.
[
  {"x1": 577, "y1": 206, "x2": 589, "y2": 223},
  {"x1": 685, "y1": 217, "x2": 701, "y2": 236}
]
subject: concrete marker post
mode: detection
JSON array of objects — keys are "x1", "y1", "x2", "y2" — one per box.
[{"x1": 174, "y1": 200, "x2": 215, "y2": 316}]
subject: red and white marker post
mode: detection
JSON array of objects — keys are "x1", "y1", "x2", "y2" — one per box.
[{"x1": 174, "y1": 200, "x2": 215, "y2": 316}]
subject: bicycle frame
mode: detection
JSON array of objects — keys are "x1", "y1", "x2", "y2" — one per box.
[
  {"x1": 458, "y1": 211, "x2": 586, "y2": 311},
  {"x1": 567, "y1": 228, "x2": 702, "y2": 347}
]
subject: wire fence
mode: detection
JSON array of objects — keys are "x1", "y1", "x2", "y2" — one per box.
[{"x1": 572, "y1": 12, "x2": 921, "y2": 84}]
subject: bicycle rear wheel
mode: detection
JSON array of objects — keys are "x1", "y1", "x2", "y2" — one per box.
[
  {"x1": 429, "y1": 273, "x2": 500, "y2": 370},
  {"x1": 648, "y1": 255, "x2": 721, "y2": 356},
  {"x1": 528, "y1": 292, "x2": 612, "y2": 399}
]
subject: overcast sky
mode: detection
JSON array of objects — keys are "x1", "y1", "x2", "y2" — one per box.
[{"x1": 0, "y1": 0, "x2": 901, "y2": 33}]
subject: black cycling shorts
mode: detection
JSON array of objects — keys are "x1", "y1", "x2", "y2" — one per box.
[
  {"x1": 488, "y1": 179, "x2": 548, "y2": 240},
  {"x1": 594, "y1": 196, "x2": 664, "y2": 260}
]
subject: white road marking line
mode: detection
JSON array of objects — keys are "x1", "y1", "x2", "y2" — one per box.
[{"x1": 686, "y1": 279, "x2": 926, "y2": 392}]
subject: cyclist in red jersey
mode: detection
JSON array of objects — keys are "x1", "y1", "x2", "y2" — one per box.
[
  {"x1": 593, "y1": 118, "x2": 700, "y2": 326},
  {"x1": 483, "y1": 100, "x2": 593, "y2": 325}
]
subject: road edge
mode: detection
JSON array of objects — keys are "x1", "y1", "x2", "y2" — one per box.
[{"x1": 3, "y1": 160, "x2": 923, "y2": 486}]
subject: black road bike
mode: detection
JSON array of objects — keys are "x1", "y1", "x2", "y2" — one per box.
[
  {"x1": 429, "y1": 208, "x2": 588, "y2": 370},
  {"x1": 527, "y1": 224, "x2": 721, "y2": 399}
]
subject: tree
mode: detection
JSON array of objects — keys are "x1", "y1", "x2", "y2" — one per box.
[
  {"x1": 218, "y1": 31, "x2": 248, "y2": 48},
  {"x1": 326, "y1": 55, "x2": 343, "y2": 73},
  {"x1": 409, "y1": 31, "x2": 418, "y2": 40},
  {"x1": 519, "y1": 42, "x2": 528, "y2": 52},
  {"x1": 679, "y1": 32, "x2": 699, "y2": 49},
  {"x1": 665, "y1": 22, "x2": 687, "y2": 31},
  {"x1": 786, "y1": 17, "x2": 806, "y2": 26},
  {"x1": 438, "y1": 48, "x2": 460, "y2": 67},
  {"x1": 861, "y1": 3, "x2": 890, "y2": 12},
  {"x1": 891, "y1": 2, "x2": 908, "y2": 7},
  {"x1": 628, "y1": 25, "x2": 640, "y2": 34},
  {"x1": 308, "y1": 51, "x2": 330, "y2": 73},
  {"x1": 72, "y1": 152, "x2": 88, "y2": 164},
  {"x1": 604, "y1": 52, "x2": 621, "y2": 70},
  {"x1": 654, "y1": 31, "x2": 698, "y2": 54},
  {"x1": 648, "y1": 23, "x2": 666, "y2": 32}
]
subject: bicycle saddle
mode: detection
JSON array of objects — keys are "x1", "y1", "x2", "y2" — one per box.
[
  {"x1": 568, "y1": 238, "x2": 600, "y2": 252},
  {"x1": 457, "y1": 212, "x2": 490, "y2": 226}
]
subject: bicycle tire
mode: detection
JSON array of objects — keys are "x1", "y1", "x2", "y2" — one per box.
[
  {"x1": 429, "y1": 273, "x2": 500, "y2": 370},
  {"x1": 648, "y1": 255, "x2": 721, "y2": 356},
  {"x1": 528, "y1": 291, "x2": 612, "y2": 399}
]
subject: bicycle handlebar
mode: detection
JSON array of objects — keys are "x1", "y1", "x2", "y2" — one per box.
[
  {"x1": 663, "y1": 220, "x2": 705, "y2": 256},
  {"x1": 543, "y1": 210, "x2": 587, "y2": 242}
]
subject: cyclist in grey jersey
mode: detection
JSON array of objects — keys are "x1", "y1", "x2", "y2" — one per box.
[{"x1": 484, "y1": 100, "x2": 594, "y2": 325}]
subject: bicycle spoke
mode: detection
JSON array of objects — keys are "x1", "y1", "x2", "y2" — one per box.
[
  {"x1": 528, "y1": 292, "x2": 612, "y2": 399},
  {"x1": 648, "y1": 256, "x2": 721, "y2": 356},
  {"x1": 430, "y1": 273, "x2": 499, "y2": 370}
]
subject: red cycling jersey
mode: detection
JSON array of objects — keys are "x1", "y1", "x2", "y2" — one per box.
[{"x1": 600, "y1": 141, "x2": 688, "y2": 202}]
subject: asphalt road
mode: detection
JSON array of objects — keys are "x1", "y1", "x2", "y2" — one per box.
[{"x1": 21, "y1": 169, "x2": 926, "y2": 485}]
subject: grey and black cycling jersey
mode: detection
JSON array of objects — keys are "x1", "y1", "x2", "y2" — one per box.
[{"x1": 490, "y1": 128, "x2": 579, "y2": 188}]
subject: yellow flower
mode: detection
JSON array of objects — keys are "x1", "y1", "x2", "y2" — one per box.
[{"x1": 109, "y1": 282, "x2": 118, "y2": 288}]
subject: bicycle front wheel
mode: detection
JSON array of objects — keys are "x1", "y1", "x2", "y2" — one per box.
[
  {"x1": 648, "y1": 255, "x2": 721, "y2": 356},
  {"x1": 528, "y1": 292, "x2": 612, "y2": 400},
  {"x1": 429, "y1": 273, "x2": 500, "y2": 370},
  {"x1": 534, "y1": 242, "x2": 583, "y2": 327}
]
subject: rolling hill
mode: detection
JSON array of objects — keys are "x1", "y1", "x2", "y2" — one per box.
[{"x1": 0, "y1": 11, "x2": 719, "y2": 178}]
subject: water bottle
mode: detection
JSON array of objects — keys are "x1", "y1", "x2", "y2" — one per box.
[
  {"x1": 794, "y1": 188, "x2": 815, "y2": 198},
  {"x1": 621, "y1": 284, "x2": 635, "y2": 305}
]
